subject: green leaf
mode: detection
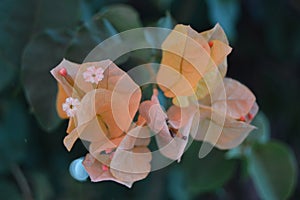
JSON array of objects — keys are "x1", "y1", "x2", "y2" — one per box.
[
  {"x1": 99, "y1": 4, "x2": 142, "y2": 32},
  {"x1": 206, "y1": 0, "x2": 240, "y2": 41},
  {"x1": 0, "y1": 179, "x2": 22, "y2": 200},
  {"x1": 143, "y1": 12, "x2": 174, "y2": 50},
  {"x1": 225, "y1": 146, "x2": 243, "y2": 159},
  {"x1": 66, "y1": 4, "x2": 143, "y2": 64},
  {"x1": 65, "y1": 23, "x2": 102, "y2": 63},
  {"x1": 153, "y1": 0, "x2": 174, "y2": 11},
  {"x1": 167, "y1": 167, "x2": 189, "y2": 200},
  {"x1": 0, "y1": 99, "x2": 29, "y2": 172},
  {"x1": 180, "y1": 142, "x2": 236, "y2": 196},
  {"x1": 65, "y1": 16, "x2": 120, "y2": 63},
  {"x1": 248, "y1": 141, "x2": 297, "y2": 200},
  {"x1": 33, "y1": 0, "x2": 81, "y2": 32},
  {"x1": 22, "y1": 30, "x2": 73, "y2": 131},
  {"x1": 30, "y1": 172, "x2": 54, "y2": 200},
  {"x1": 0, "y1": 55, "x2": 16, "y2": 93},
  {"x1": 79, "y1": 0, "x2": 129, "y2": 22},
  {"x1": 246, "y1": 112, "x2": 270, "y2": 144},
  {"x1": 0, "y1": 0, "x2": 35, "y2": 67}
]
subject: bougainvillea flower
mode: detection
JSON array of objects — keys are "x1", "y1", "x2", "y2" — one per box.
[
  {"x1": 83, "y1": 66, "x2": 104, "y2": 84},
  {"x1": 49, "y1": 22, "x2": 260, "y2": 189},
  {"x1": 157, "y1": 24, "x2": 232, "y2": 98},
  {"x1": 191, "y1": 78, "x2": 259, "y2": 149},
  {"x1": 82, "y1": 126, "x2": 151, "y2": 188},
  {"x1": 51, "y1": 59, "x2": 141, "y2": 151},
  {"x1": 158, "y1": 23, "x2": 259, "y2": 151},
  {"x1": 62, "y1": 97, "x2": 80, "y2": 117},
  {"x1": 139, "y1": 89, "x2": 197, "y2": 161}
]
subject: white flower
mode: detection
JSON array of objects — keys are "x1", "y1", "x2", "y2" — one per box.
[
  {"x1": 62, "y1": 97, "x2": 80, "y2": 117},
  {"x1": 83, "y1": 66, "x2": 104, "y2": 84}
]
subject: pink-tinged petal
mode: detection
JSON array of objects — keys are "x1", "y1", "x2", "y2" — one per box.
[
  {"x1": 50, "y1": 59, "x2": 80, "y2": 97},
  {"x1": 89, "y1": 136, "x2": 124, "y2": 155},
  {"x1": 166, "y1": 105, "x2": 197, "y2": 129},
  {"x1": 134, "y1": 127, "x2": 151, "y2": 147},
  {"x1": 63, "y1": 128, "x2": 79, "y2": 151},
  {"x1": 139, "y1": 90, "x2": 197, "y2": 160},
  {"x1": 139, "y1": 94, "x2": 168, "y2": 133},
  {"x1": 155, "y1": 131, "x2": 187, "y2": 161},
  {"x1": 156, "y1": 107, "x2": 196, "y2": 161},
  {"x1": 108, "y1": 127, "x2": 152, "y2": 183},
  {"x1": 246, "y1": 102, "x2": 259, "y2": 123},
  {"x1": 148, "y1": 103, "x2": 168, "y2": 133},
  {"x1": 110, "y1": 147, "x2": 152, "y2": 183},
  {"x1": 56, "y1": 83, "x2": 69, "y2": 119},
  {"x1": 82, "y1": 154, "x2": 133, "y2": 188},
  {"x1": 195, "y1": 118, "x2": 255, "y2": 149},
  {"x1": 209, "y1": 40, "x2": 232, "y2": 77},
  {"x1": 66, "y1": 117, "x2": 76, "y2": 134},
  {"x1": 212, "y1": 78, "x2": 256, "y2": 119},
  {"x1": 191, "y1": 107, "x2": 256, "y2": 149},
  {"x1": 200, "y1": 23, "x2": 229, "y2": 45},
  {"x1": 120, "y1": 126, "x2": 151, "y2": 150}
]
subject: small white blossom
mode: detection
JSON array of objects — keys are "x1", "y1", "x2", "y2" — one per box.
[
  {"x1": 62, "y1": 97, "x2": 80, "y2": 117},
  {"x1": 83, "y1": 66, "x2": 104, "y2": 84}
]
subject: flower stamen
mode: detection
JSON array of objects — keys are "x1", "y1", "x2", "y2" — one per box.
[
  {"x1": 239, "y1": 116, "x2": 246, "y2": 122},
  {"x1": 102, "y1": 165, "x2": 109, "y2": 171},
  {"x1": 59, "y1": 67, "x2": 74, "y2": 87}
]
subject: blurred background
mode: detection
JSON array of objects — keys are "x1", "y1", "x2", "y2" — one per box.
[{"x1": 0, "y1": 0, "x2": 299, "y2": 199}]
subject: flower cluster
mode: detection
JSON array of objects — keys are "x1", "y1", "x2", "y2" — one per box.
[{"x1": 50, "y1": 24, "x2": 258, "y2": 187}]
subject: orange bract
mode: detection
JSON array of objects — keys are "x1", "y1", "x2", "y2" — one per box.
[
  {"x1": 51, "y1": 59, "x2": 142, "y2": 151},
  {"x1": 156, "y1": 24, "x2": 258, "y2": 150},
  {"x1": 157, "y1": 24, "x2": 231, "y2": 98}
]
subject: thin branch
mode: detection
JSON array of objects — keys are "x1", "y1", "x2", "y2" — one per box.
[{"x1": 11, "y1": 164, "x2": 33, "y2": 200}]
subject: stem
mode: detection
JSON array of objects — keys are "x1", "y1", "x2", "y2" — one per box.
[{"x1": 11, "y1": 164, "x2": 33, "y2": 200}]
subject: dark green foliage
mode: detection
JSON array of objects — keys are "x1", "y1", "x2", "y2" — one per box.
[{"x1": 0, "y1": 0, "x2": 299, "y2": 199}]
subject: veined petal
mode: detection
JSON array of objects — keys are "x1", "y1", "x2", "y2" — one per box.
[
  {"x1": 157, "y1": 24, "x2": 211, "y2": 97},
  {"x1": 212, "y1": 78, "x2": 256, "y2": 119},
  {"x1": 83, "y1": 154, "x2": 134, "y2": 188},
  {"x1": 191, "y1": 106, "x2": 256, "y2": 149}
]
